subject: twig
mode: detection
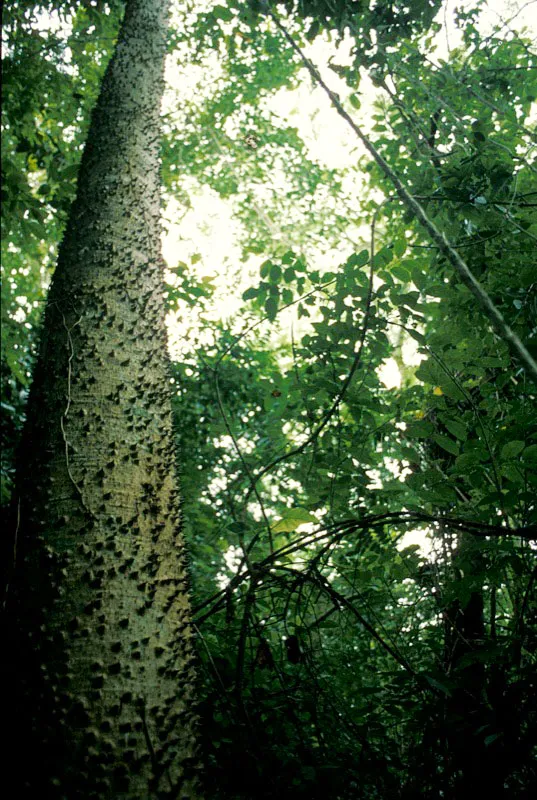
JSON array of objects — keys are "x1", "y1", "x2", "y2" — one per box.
[{"x1": 214, "y1": 372, "x2": 274, "y2": 553}]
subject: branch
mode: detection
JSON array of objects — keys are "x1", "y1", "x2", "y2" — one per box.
[
  {"x1": 276, "y1": 564, "x2": 417, "y2": 676},
  {"x1": 193, "y1": 511, "x2": 536, "y2": 623},
  {"x1": 264, "y1": 4, "x2": 537, "y2": 385}
]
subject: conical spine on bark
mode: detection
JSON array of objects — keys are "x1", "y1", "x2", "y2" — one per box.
[{"x1": 4, "y1": 1, "x2": 203, "y2": 796}]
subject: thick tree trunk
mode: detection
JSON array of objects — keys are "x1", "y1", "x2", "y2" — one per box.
[{"x1": 3, "y1": 1, "x2": 202, "y2": 796}]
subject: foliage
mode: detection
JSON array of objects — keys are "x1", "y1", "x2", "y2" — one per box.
[
  {"x1": 1, "y1": 0, "x2": 122, "y2": 498},
  {"x1": 2, "y1": 0, "x2": 536, "y2": 796},
  {"x1": 272, "y1": 0, "x2": 443, "y2": 59}
]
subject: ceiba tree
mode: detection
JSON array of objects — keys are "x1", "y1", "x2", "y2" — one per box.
[{"x1": 3, "y1": 0, "x2": 202, "y2": 796}]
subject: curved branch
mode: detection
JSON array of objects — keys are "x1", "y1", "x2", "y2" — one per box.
[{"x1": 193, "y1": 510, "x2": 536, "y2": 624}]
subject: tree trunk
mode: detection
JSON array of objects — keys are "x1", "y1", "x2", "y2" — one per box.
[
  {"x1": 3, "y1": 1, "x2": 202, "y2": 796},
  {"x1": 443, "y1": 534, "x2": 504, "y2": 798}
]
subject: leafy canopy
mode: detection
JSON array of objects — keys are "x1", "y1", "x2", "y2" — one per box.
[{"x1": 2, "y1": 0, "x2": 536, "y2": 796}]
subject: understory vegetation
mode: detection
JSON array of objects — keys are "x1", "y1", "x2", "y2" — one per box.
[{"x1": 2, "y1": 0, "x2": 536, "y2": 796}]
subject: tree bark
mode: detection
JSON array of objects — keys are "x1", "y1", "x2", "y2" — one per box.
[
  {"x1": 443, "y1": 534, "x2": 504, "y2": 797},
  {"x1": 3, "y1": 1, "x2": 203, "y2": 796}
]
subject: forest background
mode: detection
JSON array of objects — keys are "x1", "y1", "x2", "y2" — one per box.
[{"x1": 2, "y1": 0, "x2": 537, "y2": 796}]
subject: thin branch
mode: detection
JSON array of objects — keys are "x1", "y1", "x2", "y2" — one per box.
[
  {"x1": 264, "y1": 3, "x2": 537, "y2": 385},
  {"x1": 193, "y1": 511, "x2": 536, "y2": 623},
  {"x1": 214, "y1": 371, "x2": 274, "y2": 553}
]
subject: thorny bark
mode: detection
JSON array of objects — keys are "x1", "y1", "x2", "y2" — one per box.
[{"x1": 3, "y1": 1, "x2": 203, "y2": 796}]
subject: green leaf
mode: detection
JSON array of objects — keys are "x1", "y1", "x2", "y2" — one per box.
[
  {"x1": 271, "y1": 507, "x2": 317, "y2": 533},
  {"x1": 426, "y1": 283, "x2": 451, "y2": 298},
  {"x1": 282, "y1": 250, "x2": 295, "y2": 264},
  {"x1": 306, "y1": 20, "x2": 320, "y2": 41},
  {"x1": 270, "y1": 264, "x2": 282, "y2": 282},
  {"x1": 407, "y1": 328, "x2": 425, "y2": 344},
  {"x1": 444, "y1": 420, "x2": 467, "y2": 441},
  {"x1": 391, "y1": 264, "x2": 410, "y2": 282},
  {"x1": 373, "y1": 247, "x2": 393, "y2": 268},
  {"x1": 260, "y1": 260, "x2": 272, "y2": 278},
  {"x1": 423, "y1": 674, "x2": 452, "y2": 696},
  {"x1": 213, "y1": 4, "x2": 233, "y2": 21},
  {"x1": 433, "y1": 434, "x2": 459, "y2": 456},
  {"x1": 393, "y1": 238, "x2": 407, "y2": 257},
  {"x1": 500, "y1": 440, "x2": 524, "y2": 460},
  {"x1": 481, "y1": 356, "x2": 504, "y2": 368},
  {"x1": 265, "y1": 296, "x2": 278, "y2": 321},
  {"x1": 410, "y1": 267, "x2": 428, "y2": 292},
  {"x1": 59, "y1": 164, "x2": 79, "y2": 180},
  {"x1": 347, "y1": 249, "x2": 369, "y2": 269},
  {"x1": 522, "y1": 444, "x2": 537, "y2": 465},
  {"x1": 407, "y1": 420, "x2": 434, "y2": 438},
  {"x1": 453, "y1": 452, "x2": 480, "y2": 472}
]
